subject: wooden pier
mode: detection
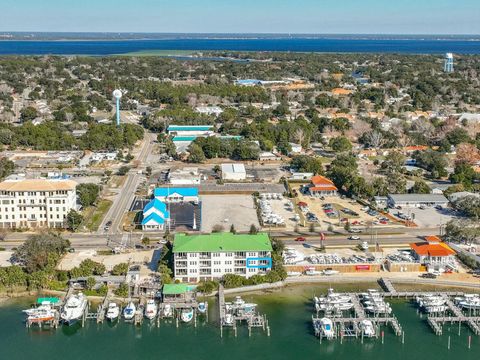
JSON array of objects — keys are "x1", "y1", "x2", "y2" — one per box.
[
  {"x1": 313, "y1": 291, "x2": 402, "y2": 340},
  {"x1": 218, "y1": 284, "x2": 270, "y2": 337},
  {"x1": 380, "y1": 278, "x2": 480, "y2": 336}
]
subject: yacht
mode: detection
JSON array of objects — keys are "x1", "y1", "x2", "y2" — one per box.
[
  {"x1": 123, "y1": 302, "x2": 136, "y2": 320},
  {"x1": 360, "y1": 319, "x2": 375, "y2": 337},
  {"x1": 61, "y1": 292, "x2": 88, "y2": 325},
  {"x1": 144, "y1": 299, "x2": 158, "y2": 320},
  {"x1": 319, "y1": 318, "x2": 335, "y2": 339},
  {"x1": 181, "y1": 308, "x2": 194, "y2": 323},
  {"x1": 105, "y1": 303, "x2": 119, "y2": 321},
  {"x1": 458, "y1": 295, "x2": 480, "y2": 310}
]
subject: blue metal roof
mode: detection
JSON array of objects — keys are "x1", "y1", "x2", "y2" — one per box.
[
  {"x1": 168, "y1": 125, "x2": 213, "y2": 132},
  {"x1": 154, "y1": 187, "x2": 199, "y2": 198},
  {"x1": 172, "y1": 136, "x2": 197, "y2": 142},
  {"x1": 143, "y1": 199, "x2": 170, "y2": 218},
  {"x1": 141, "y1": 212, "x2": 166, "y2": 226}
]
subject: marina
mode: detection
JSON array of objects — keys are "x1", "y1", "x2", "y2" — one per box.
[{"x1": 3, "y1": 283, "x2": 479, "y2": 360}]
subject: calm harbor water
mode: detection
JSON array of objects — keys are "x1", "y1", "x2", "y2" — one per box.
[
  {"x1": 1, "y1": 284, "x2": 478, "y2": 360},
  {"x1": 0, "y1": 38, "x2": 480, "y2": 55}
]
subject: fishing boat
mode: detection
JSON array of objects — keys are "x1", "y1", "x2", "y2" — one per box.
[
  {"x1": 144, "y1": 299, "x2": 157, "y2": 320},
  {"x1": 181, "y1": 308, "x2": 194, "y2": 323},
  {"x1": 319, "y1": 318, "x2": 335, "y2": 339},
  {"x1": 424, "y1": 305, "x2": 449, "y2": 313},
  {"x1": 197, "y1": 302, "x2": 207, "y2": 314},
  {"x1": 123, "y1": 302, "x2": 136, "y2": 320},
  {"x1": 61, "y1": 292, "x2": 88, "y2": 325},
  {"x1": 105, "y1": 303, "x2": 119, "y2": 321},
  {"x1": 360, "y1": 319, "x2": 375, "y2": 337},
  {"x1": 162, "y1": 304, "x2": 173, "y2": 317},
  {"x1": 23, "y1": 301, "x2": 56, "y2": 323}
]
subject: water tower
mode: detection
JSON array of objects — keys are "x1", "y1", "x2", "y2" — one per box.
[
  {"x1": 112, "y1": 89, "x2": 122, "y2": 126},
  {"x1": 444, "y1": 53, "x2": 454, "y2": 73}
]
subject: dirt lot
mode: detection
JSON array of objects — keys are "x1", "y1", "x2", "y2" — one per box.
[
  {"x1": 0, "y1": 251, "x2": 13, "y2": 267},
  {"x1": 58, "y1": 249, "x2": 154, "y2": 272},
  {"x1": 200, "y1": 194, "x2": 259, "y2": 232}
]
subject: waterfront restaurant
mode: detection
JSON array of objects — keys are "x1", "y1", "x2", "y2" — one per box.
[{"x1": 410, "y1": 235, "x2": 456, "y2": 271}]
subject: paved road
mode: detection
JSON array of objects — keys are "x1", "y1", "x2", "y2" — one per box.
[{"x1": 99, "y1": 132, "x2": 155, "y2": 235}]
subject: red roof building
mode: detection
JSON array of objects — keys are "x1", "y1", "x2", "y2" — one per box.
[
  {"x1": 410, "y1": 239, "x2": 455, "y2": 268},
  {"x1": 309, "y1": 176, "x2": 338, "y2": 197}
]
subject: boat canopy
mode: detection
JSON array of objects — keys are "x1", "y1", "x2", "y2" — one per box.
[
  {"x1": 162, "y1": 284, "x2": 196, "y2": 295},
  {"x1": 36, "y1": 297, "x2": 60, "y2": 304}
]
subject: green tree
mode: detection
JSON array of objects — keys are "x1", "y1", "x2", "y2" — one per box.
[
  {"x1": 86, "y1": 276, "x2": 96, "y2": 290},
  {"x1": 66, "y1": 209, "x2": 84, "y2": 231},
  {"x1": 249, "y1": 224, "x2": 258, "y2": 235},
  {"x1": 188, "y1": 143, "x2": 206, "y2": 163},
  {"x1": 13, "y1": 233, "x2": 70, "y2": 273},
  {"x1": 114, "y1": 282, "x2": 129, "y2": 297},
  {"x1": 111, "y1": 262, "x2": 129, "y2": 276},
  {"x1": 410, "y1": 180, "x2": 431, "y2": 194},
  {"x1": 0, "y1": 157, "x2": 15, "y2": 180},
  {"x1": 20, "y1": 106, "x2": 38, "y2": 122},
  {"x1": 77, "y1": 183, "x2": 101, "y2": 207},
  {"x1": 329, "y1": 136, "x2": 352, "y2": 152},
  {"x1": 290, "y1": 155, "x2": 323, "y2": 174}
]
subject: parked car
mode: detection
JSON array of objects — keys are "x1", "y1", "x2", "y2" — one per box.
[
  {"x1": 349, "y1": 228, "x2": 362, "y2": 233},
  {"x1": 295, "y1": 237, "x2": 306, "y2": 242},
  {"x1": 348, "y1": 236, "x2": 360, "y2": 240},
  {"x1": 420, "y1": 273, "x2": 437, "y2": 279}
]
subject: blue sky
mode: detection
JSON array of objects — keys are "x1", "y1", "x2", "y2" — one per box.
[{"x1": 0, "y1": 0, "x2": 479, "y2": 34}]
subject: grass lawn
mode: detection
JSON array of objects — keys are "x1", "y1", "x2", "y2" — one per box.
[{"x1": 83, "y1": 200, "x2": 113, "y2": 232}]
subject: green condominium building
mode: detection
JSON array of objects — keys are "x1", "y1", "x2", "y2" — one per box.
[{"x1": 173, "y1": 233, "x2": 273, "y2": 283}]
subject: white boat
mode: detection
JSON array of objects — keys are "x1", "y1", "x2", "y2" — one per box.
[
  {"x1": 105, "y1": 302, "x2": 119, "y2": 321},
  {"x1": 123, "y1": 302, "x2": 136, "y2": 320},
  {"x1": 224, "y1": 313, "x2": 234, "y2": 325},
  {"x1": 144, "y1": 299, "x2": 157, "y2": 320},
  {"x1": 458, "y1": 297, "x2": 480, "y2": 310},
  {"x1": 198, "y1": 302, "x2": 207, "y2": 314},
  {"x1": 323, "y1": 269, "x2": 339, "y2": 276},
  {"x1": 360, "y1": 242, "x2": 369, "y2": 251},
  {"x1": 305, "y1": 269, "x2": 322, "y2": 276},
  {"x1": 425, "y1": 305, "x2": 449, "y2": 313},
  {"x1": 23, "y1": 302, "x2": 56, "y2": 323},
  {"x1": 233, "y1": 296, "x2": 245, "y2": 307},
  {"x1": 319, "y1": 318, "x2": 335, "y2": 339},
  {"x1": 162, "y1": 304, "x2": 173, "y2": 317},
  {"x1": 360, "y1": 319, "x2": 375, "y2": 337},
  {"x1": 181, "y1": 308, "x2": 194, "y2": 323},
  {"x1": 242, "y1": 303, "x2": 257, "y2": 313},
  {"x1": 61, "y1": 292, "x2": 88, "y2": 325},
  {"x1": 365, "y1": 304, "x2": 392, "y2": 315}
]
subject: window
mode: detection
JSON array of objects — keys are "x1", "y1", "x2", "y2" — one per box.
[
  {"x1": 226, "y1": 253, "x2": 233, "y2": 257},
  {"x1": 213, "y1": 261, "x2": 221, "y2": 265},
  {"x1": 189, "y1": 261, "x2": 197, "y2": 266}
]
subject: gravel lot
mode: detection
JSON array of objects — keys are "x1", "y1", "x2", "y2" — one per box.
[
  {"x1": 401, "y1": 206, "x2": 463, "y2": 228},
  {"x1": 200, "y1": 195, "x2": 259, "y2": 232}
]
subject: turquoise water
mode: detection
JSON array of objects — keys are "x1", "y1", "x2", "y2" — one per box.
[{"x1": 1, "y1": 285, "x2": 478, "y2": 360}]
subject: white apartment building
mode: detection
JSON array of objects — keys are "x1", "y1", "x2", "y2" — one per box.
[
  {"x1": 173, "y1": 233, "x2": 273, "y2": 283},
  {"x1": 0, "y1": 179, "x2": 78, "y2": 229}
]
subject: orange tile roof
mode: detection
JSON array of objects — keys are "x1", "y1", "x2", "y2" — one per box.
[
  {"x1": 424, "y1": 235, "x2": 442, "y2": 243},
  {"x1": 410, "y1": 242, "x2": 455, "y2": 257},
  {"x1": 311, "y1": 175, "x2": 335, "y2": 186}
]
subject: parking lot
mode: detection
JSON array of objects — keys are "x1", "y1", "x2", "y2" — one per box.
[
  {"x1": 394, "y1": 206, "x2": 463, "y2": 228},
  {"x1": 295, "y1": 192, "x2": 381, "y2": 229},
  {"x1": 200, "y1": 195, "x2": 259, "y2": 232}
]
